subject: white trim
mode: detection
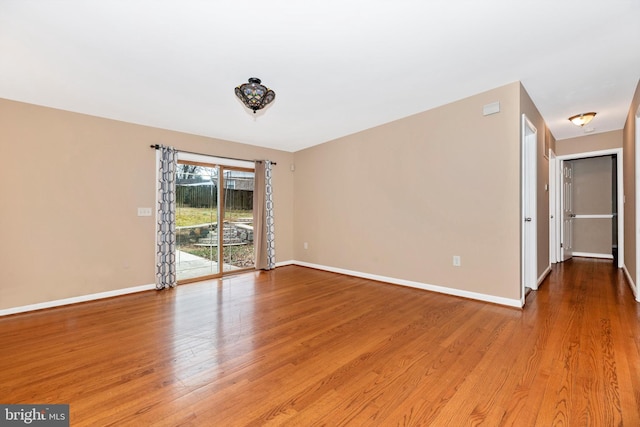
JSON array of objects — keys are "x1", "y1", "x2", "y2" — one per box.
[
  {"x1": 573, "y1": 214, "x2": 614, "y2": 219},
  {"x1": 622, "y1": 264, "x2": 639, "y2": 301},
  {"x1": 292, "y1": 261, "x2": 523, "y2": 308},
  {"x1": 549, "y1": 150, "x2": 558, "y2": 263},
  {"x1": 537, "y1": 265, "x2": 552, "y2": 288},
  {"x1": 572, "y1": 252, "x2": 614, "y2": 260},
  {"x1": 615, "y1": 150, "x2": 623, "y2": 268},
  {"x1": 177, "y1": 152, "x2": 254, "y2": 169},
  {"x1": 275, "y1": 260, "x2": 295, "y2": 268},
  {"x1": 554, "y1": 148, "x2": 623, "y2": 268},
  {"x1": 0, "y1": 284, "x2": 156, "y2": 317},
  {"x1": 636, "y1": 109, "x2": 640, "y2": 296},
  {"x1": 556, "y1": 148, "x2": 622, "y2": 161},
  {"x1": 521, "y1": 114, "x2": 538, "y2": 301}
]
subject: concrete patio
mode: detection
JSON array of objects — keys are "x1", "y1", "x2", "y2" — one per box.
[{"x1": 176, "y1": 250, "x2": 241, "y2": 281}]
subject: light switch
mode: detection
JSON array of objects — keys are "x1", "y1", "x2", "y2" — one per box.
[{"x1": 137, "y1": 207, "x2": 152, "y2": 217}]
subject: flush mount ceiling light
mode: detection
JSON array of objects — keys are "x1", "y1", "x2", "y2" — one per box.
[
  {"x1": 234, "y1": 77, "x2": 276, "y2": 114},
  {"x1": 568, "y1": 112, "x2": 597, "y2": 127}
]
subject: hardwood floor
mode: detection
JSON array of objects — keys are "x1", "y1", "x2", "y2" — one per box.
[{"x1": 1, "y1": 259, "x2": 639, "y2": 426}]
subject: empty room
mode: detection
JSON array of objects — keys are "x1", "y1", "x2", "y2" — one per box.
[{"x1": 1, "y1": 1, "x2": 640, "y2": 425}]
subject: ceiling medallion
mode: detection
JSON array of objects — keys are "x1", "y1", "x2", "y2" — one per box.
[{"x1": 235, "y1": 77, "x2": 276, "y2": 114}]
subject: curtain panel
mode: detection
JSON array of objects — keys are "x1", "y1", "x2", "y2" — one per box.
[
  {"x1": 254, "y1": 160, "x2": 276, "y2": 270},
  {"x1": 156, "y1": 145, "x2": 178, "y2": 289}
]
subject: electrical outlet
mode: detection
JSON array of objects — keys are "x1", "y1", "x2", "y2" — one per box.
[{"x1": 453, "y1": 256, "x2": 461, "y2": 267}]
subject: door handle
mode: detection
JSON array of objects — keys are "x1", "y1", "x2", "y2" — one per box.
[{"x1": 525, "y1": 217, "x2": 532, "y2": 222}]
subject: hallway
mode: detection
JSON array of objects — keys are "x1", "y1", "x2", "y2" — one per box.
[{"x1": 522, "y1": 258, "x2": 640, "y2": 424}]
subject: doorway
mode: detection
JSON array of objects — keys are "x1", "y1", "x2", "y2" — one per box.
[
  {"x1": 175, "y1": 154, "x2": 256, "y2": 283},
  {"x1": 552, "y1": 149, "x2": 623, "y2": 268}
]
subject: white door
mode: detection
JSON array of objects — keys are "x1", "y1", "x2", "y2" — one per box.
[
  {"x1": 522, "y1": 115, "x2": 537, "y2": 300},
  {"x1": 561, "y1": 161, "x2": 574, "y2": 261}
]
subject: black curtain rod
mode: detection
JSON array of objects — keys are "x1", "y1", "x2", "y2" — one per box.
[{"x1": 149, "y1": 144, "x2": 276, "y2": 165}]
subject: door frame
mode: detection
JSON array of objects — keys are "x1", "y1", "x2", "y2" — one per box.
[
  {"x1": 175, "y1": 152, "x2": 256, "y2": 283},
  {"x1": 549, "y1": 149, "x2": 558, "y2": 263},
  {"x1": 553, "y1": 148, "x2": 623, "y2": 268},
  {"x1": 635, "y1": 107, "x2": 640, "y2": 301},
  {"x1": 521, "y1": 114, "x2": 537, "y2": 306},
  {"x1": 560, "y1": 161, "x2": 575, "y2": 261}
]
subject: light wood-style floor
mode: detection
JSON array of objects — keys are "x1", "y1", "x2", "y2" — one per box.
[{"x1": 1, "y1": 258, "x2": 639, "y2": 426}]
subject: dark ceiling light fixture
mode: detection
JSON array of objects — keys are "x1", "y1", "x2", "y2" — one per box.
[
  {"x1": 234, "y1": 77, "x2": 276, "y2": 114},
  {"x1": 568, "y1": 112, "x2": 597, "y2": 127}
]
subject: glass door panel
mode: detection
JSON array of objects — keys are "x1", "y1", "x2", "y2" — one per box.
[
  {"x1": 221, "y1": 168, "x2": 255, "y2": 273},
  {"x1": 176, "y1": 163, "x2": 220, "y2": 281}
]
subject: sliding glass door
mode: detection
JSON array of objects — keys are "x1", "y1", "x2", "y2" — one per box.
[
  {"x1": 175, "y1": 164, "x2": 220, "y2": 281},
  {"x1": 221, "y1": 168, "x2": 256, "y2": 273},
  {"x1": 176, "y1": 161, "x2": 255, "y2": 282}
]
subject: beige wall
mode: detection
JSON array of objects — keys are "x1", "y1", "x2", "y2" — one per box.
[
  {"x1": 623, "y1": 80, "x2": 640, "y2": 289},
  {"x1": 546, "y1": 127, "x2": 557, "y2": 156},
  {"x1": 293, "y1": 82, "x2": 523, "y2": 301},
  {"x1": 0, "y1": 79, "x2": 565, "y2": 309},
  {"x1": 0, "y1": 98, "x2": 295, "y2": 310},
  {"x1": 571, "y1": 156, "x2": 613, "y2": 214},
  {"x1": 570, "y1": 156, "x2": 613, "y2": 255},
  {"x1": 555, "y1": 130, "x2": 623, "y2": 156},
  {"x1": 520, "y1": 84, "x2": 551, "y2": 278},
  {"x1": 574, "y1": 219, "x2": 612, "y2": 254}
]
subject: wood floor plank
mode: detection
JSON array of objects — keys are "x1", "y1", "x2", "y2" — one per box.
[{"x1": 1, "y1": 259, "x2": 639, "y2": 426}]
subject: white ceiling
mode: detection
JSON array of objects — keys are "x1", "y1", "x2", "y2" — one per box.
[{"x1": 1, "y1": 1, "x2": 639, "y2": 152}]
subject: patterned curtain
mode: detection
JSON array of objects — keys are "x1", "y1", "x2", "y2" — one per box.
[
  {"x1": 156, "y1": 145, "x2": 178, "y2": 289},
  {"x1": 264, "y1": 160, "x2": 276, "y2": 269},
  {"x1": 254, "y1": 160, "x2": 276, "y2": 270}
]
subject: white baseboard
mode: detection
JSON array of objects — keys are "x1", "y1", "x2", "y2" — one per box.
[
  {"x1": 537, "y1": 265, "x2": 552, "y2": 288},
  {"x1": 2, "y1": 259, "x2": 529, "y2": 316},
  {"x1": 622, "y1": 265, "x2": 639, "y2": 302},
  {"x1": 291, "y1": 261, "x2": 522, "y2": 308},
  {"x1": 572, "y1": 252, "x2": 614, "y2": 260},
  {"x1": 275, "y1": 260, "x2": 295, "y2": 268},
  {"x1": 0, "y1": 283, "x2": 156, "y2": 317}
]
